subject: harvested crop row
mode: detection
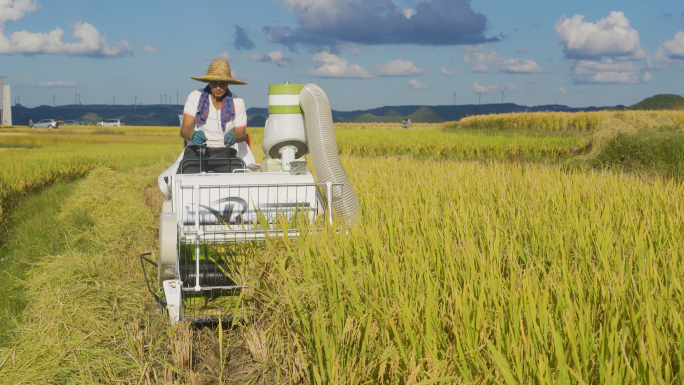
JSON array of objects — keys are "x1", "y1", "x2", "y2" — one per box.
[{"x1": 0, "y1": 130, "x2": 181, "y2": 234}]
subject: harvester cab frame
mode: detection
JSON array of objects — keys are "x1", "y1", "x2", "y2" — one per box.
[{"x1": 140, "y1": 83, "x2": 359, "y2": 325}]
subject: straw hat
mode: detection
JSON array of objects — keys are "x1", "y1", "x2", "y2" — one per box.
[{"x1": 191, "y1": 59, "x2": 247, "y2": 85}]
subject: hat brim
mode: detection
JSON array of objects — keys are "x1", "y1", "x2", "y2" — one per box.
[{"x1": 190, "y1": 75, "x2": 248, "y2": 85}]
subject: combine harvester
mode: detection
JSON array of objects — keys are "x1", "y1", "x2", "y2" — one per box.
[{"x1": 141, "y1": 83, "x2": 359, "y2": 324}]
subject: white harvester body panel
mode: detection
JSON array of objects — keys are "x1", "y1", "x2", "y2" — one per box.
[
  {"x1": 172, "y1": 171, "x2": 324, "y2": 243},
  {"x1": 163, "y1": 279, "x2": 183, "y2": 325}
]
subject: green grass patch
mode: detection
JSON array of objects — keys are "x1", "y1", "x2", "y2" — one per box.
[
  {"x1": 590, "y1": 125, "x2": 684, "y2": 180},
  {"x1": 0, "y1": 181, "x2": 81, "y2": 344},
  {"x1": 92, "y1": 128, "x2": 126, "y2": 135},
  {"x1": 0, "y1": 143, "x2": 40, "y2": 149},
  {"x1": 0, "y1": 165, "x2": 171, "y2": 383}
]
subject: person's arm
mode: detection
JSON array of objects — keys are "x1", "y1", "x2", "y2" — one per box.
[
  {"x1": 180, "y1": 114, "x2": 196, "y2": 141},
  {"x1": 234, "y1": 126, "x2": 247, "y2": 143},
  {"x1": 233, "y1": 97, "x2": 247, "y2": 143}
]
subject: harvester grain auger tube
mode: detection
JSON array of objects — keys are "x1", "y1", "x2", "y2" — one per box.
[{"x1": 299, "y1": 84, "x2": 360, "y2": 226}]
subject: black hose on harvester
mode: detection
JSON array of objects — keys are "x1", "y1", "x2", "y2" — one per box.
[{"x1": 139, "y1": 253, "x2": 167, "y2": 307}]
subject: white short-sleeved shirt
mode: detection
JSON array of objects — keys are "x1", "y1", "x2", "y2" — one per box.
[{"x1": 183, "y1": 89, "x2": 255, "y2": 165}]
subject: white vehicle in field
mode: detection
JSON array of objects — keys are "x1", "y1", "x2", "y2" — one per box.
[
  {"x1": 97, "y1": 119, "x2": 125, "y2": 126},
  {"x1": 140, "y1": 83, "x2": 359, "y2": 324},
  {"x1": 30, "y1": 119, "x2": 59, "y2": 129}
]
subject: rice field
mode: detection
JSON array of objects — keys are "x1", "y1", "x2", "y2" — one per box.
[
  {"x1": 451, "y1": 109, "x2": 684, "y2": 131},
  {"x1": 333, "y1": 128, "x2": 585, "y2": 161},
  {"x1": 0, "y1": 126, "x2": 180, "y2": 229},
  {"x1": 0, "y1": 115, "x2": 682, "y2": 384}
]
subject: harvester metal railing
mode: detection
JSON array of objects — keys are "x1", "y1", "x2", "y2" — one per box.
[{"x1": 176, "y1": 181, "x2": 342, "y2": 294}]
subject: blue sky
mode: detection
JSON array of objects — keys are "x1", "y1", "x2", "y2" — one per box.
[{"x1": 1, "y1": 0, "x2": 682, "y2": 111}]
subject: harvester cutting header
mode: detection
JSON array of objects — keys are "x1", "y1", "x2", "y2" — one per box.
[{"x1": 142, "y1": 76, "x2": 359, "y2": 324}]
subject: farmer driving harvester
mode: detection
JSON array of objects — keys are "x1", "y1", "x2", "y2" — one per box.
[
  {"x1": 146, "y1": 59, "x2": 360, "y2": 324},
  {"x1": 158, "y1": 59, "x2": 256, "y2": 197}
]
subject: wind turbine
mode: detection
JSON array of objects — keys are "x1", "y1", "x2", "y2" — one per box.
[
  {"x1": 453, "y1": 91, "x2": 458, "y2": 106},
  {"x1": 478, "y1": 91, "x2": 483, "y2": 105},
  {"x1": 500, "y1": 86, "x2": 507, "y2": 104}
]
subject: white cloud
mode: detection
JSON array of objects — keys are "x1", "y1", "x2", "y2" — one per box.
[
  {"x1": 374, "y1": 59, "x2": 427, "y2": 76},
  {"x1": 440, "y1": 67, "x2": 458, "y2": 75},
  {"x1": 571, "y1": 59, "x2": 652, "y2": 84},
  {"x1": 646, "y1": 47, "x2": 673, "y2": 69},
  {"x1": 248, "y1": 50, "x2": 295, "y2": 66},
  {"x1": 462, "y1": 45, "x2": 544, "y2": 74},
  {"x1": 555, "y1": 11, "x2": 645, "y2": 59},
  {"x1": 339, "y1": 42, "x2": 362, "y2": 55},
  {"x1": 39, "y1": 80, "x2": 77, "y2": 87},
  {"x1": 273, "y1": 0, "x2": 492, "y2": 48},
  {"x1": 348, "y1": 44, "x2": 361, "y2": 56},
  {"x1": 469, "y1": 63, "x2": 490, "y2": 73},
  {"x1": 309, "y1": 51, "x2": 373, "y2": 78},
  {"x1": 558, "y1": 87, "x2": 568, "y2": 95},
  {"x1": 0, "y1": 21, "x2": 132, "y2": 57},
  {"x1": 525, "y1": 78, "x2": 541, "y2": 84},
  {"x1": 500, "y1": 58, "x2": 545, "y2": 73},
  {"x1": 402, "y1": 8, "x2": 416, "y2": 19},
  {"x1": 142, "y1": 45, "x2": 158, "y2": 53},
  {"x1": 408, "y1": 79, "x2": 428, "y2": 90},
  {"x1": 503, "y1": 83, "x2": 518, "y2": 91},
  {"x1": 0, "y1": 2, "x2": 131, "y2": 57},
  {"x1": 662, "y1": 31, "x2": 684, "y2": 59},
  {"x1": 0, "y1": 0, "x2": 40, "y2": 28},
  {"x1": 470, "y1": 82, "x2": 501, "y2": 95},
  {"x1": 469, "y1": 82, "x2": 515, "y2": 104},
  {"x1": 646, "y1": 46, "x2": 684, "y2": 70},
  {"x1": 202, "y1": 51, "x2": 234, "y2": 61}
]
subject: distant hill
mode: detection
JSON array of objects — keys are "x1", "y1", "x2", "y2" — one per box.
[
  {"x1": 247, "y1": 115, "x2": 267, "y2": 127},
  {"x1": 332, "y1": 103, "x2": 610, "y2": 123},
  {"x1": 3, "y1": 101, "x2": 617, "y2": 127},
  {"x1": 407, "y1": 106, "x2": 442, "y2": 123},
  {"x1": 347, "y1": 109, "x2": 405, "y2": 123},
  {"x1": 345, "y1": 108, "x2": 443, "y2": 123},
  {"x1": 348, "y1": 113, "x2": 382, "y2": 123},
  {"x1": 630, "y1": 94, "x2": 684, "y2": 110},
  {"x1": 8, "y1": 103, "x2": 184, "y2": 127}
]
